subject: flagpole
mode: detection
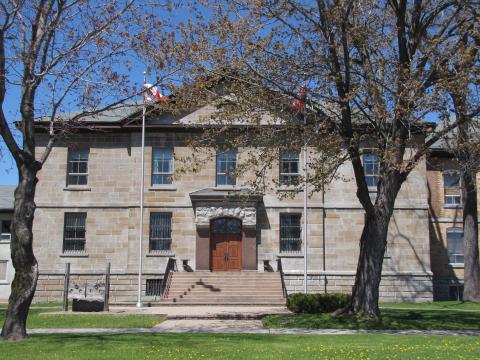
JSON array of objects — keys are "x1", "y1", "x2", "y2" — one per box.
[
  {"x1": 303, "y1": 112, "x2": 308, "y2": 294},
  {"x1": 136, "y1": 71, "x2": 147, "y2": 308}
]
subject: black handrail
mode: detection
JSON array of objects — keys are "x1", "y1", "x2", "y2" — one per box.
[
  {"x1": 276, "y1": 257, "x2": 288, "y2": 299},
  {"x1": 161, "y1": 257, "x2": 177, "y2": 298}
]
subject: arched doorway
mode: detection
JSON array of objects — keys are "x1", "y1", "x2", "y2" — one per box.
[{"x1": 210, "y1": 217, "x2": 242, "y2": 271}]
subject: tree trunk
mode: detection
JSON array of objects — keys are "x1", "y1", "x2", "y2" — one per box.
[
  {"x1": 1, "y1": 162, "x2": 39, "y2": 340},
  {"x1": 462, "y1": 168, "x2": 480, "y2": 301}
]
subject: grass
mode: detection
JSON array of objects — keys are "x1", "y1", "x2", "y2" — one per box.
[
  {"x1": 0, "y1": 333, "x2": 479, "y2": 360},
  {"x1": 0, "y1": 307, "x2": 164, "y2": 329},
  {"x1": 263, "y1": 302, "x2": 480, "y2": 331}
]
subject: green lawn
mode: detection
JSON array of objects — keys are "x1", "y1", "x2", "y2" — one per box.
[
  {"x1": 263, "y1": 306, "x2": 480, "y2": 331},
  {"x1": 0, "y1": 333, "x2": 479, "y2": 359},
  {"x1": 380, "y1": 301, "x2": 480, "y2": 311},
  {"x1": 0, "y1": 308, "x2": 163, "y2": 329}
]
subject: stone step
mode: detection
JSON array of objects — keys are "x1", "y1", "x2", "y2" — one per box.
[{"x1": 161, "y1": 299, "x2": 286, "y2": 305}]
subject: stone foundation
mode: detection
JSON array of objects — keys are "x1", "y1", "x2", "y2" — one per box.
[{"x1": 284, "y1": 272, "x2": 433, "y2": 302}]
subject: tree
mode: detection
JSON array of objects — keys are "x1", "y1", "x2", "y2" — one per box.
[
  {"x1": 155, "y1": 0, "x2": 478, "y2": 316},
  {"x1": 0, "y1": 0, "x2": 168, "y2": 340}
]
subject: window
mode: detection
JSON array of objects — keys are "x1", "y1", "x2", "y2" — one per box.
[
  {"x1": 0, "y1": 220, "x2": 11, "y2": 241},
  {"x1": 0, "y1": 261, "x2": 7, "y2": 281},
  {"x1": 152, "y1": 148, "x2": 173, "y2": 185},
  {"x1": 444, "y1": 171, "x2": 461, "y2": 207},
  {"x1": 216, "y1": 149, "x2": 237, "y2": 186},
  {"x1": 447, "y1": 227, "x2": 464, "y2": 265},
  {"x1": 67, "y1": 148, "x2": 89, "y2": 185},
  {"x1": 146, "y1": 279, "x2": 162, "y2": 296},
  {"x1": 149, "y1": 213, "x2": 172, "y2": 252},
  {"x1": 279, "y1": 151, "x2": 300, "y2": 185},
  {"x1": 63, "y1": 213, "x2": 87, "y2": 252},
  {"x1": 280, "y1": 214, "x2": 302, "y2": 252},
  {"x1": 363, "y1": 153, "x2": 380, "y2": 187}
]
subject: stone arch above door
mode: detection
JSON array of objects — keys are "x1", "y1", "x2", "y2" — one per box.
[{"x1": 195, "y1": 206, "x2": 256, "y2": 228}]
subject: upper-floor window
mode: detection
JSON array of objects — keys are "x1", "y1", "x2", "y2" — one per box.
[
  {"x1": 0, "y1": 220, "x2": 11, "y2": 241},
  {"x1": 447, "y1": 227, "x2": 464, "y2": 265},
  {"x1": 67, "y1": 148, "x2": 89, "y2": 186},
  {"x1": 63, "y1": 212, "x2": 86, "y2": 252},
  {"x1": 216, "y1": 149, "x2": 237, "y2": 186},
  {"x1": 443, "y1": 171, "x2": 461, "y2": 207},
  {"x1": 149, "y1": 212, "x2": 172, "y2": 252},
  {"x1": 279, "y1": 151, "x2": 300, "y2": 185},
  {"x1": 363, "y1": 153, "x2": 380, "y2": 187},
  {"x1": 152, "y1": 148, "x2": 173, "y2": 185},
  {"x1": 280, "y1": 213, "x2": 302, "y2": 253}
]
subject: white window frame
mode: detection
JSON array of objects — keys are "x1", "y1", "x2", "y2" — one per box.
[
  {"x1": 362, "y1": 152, "x2": 380, "y2": 188},
  {"x1": 67, "y1": 148, "x2": 89, "y2": 186},
  {"x1": 151, "y1": 148, "x2": 174, "y2": 186},
  {"x1": 216, "y1": 149, "x2": 237, "y2": 186},
  {"x1": 279, "y1": 151, "x2": 300, "y2": 186},
  {"x1": 443, "y1": 170, "x2": 462, "y2": 208},
  {"x1": 447, "y1": 227, "x2": 464, "y2": 266}
]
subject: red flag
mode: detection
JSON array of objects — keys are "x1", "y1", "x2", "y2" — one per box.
[
  {"x1": 293, "y1": 83, "x2": 307, "y2": 114},
  {"x1": 143, "y1": 83, "x2": 162, "y2": 102}
]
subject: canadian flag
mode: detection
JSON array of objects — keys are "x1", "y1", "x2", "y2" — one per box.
[
  {"x1": 143, "y1": 83, "x2": 162, "y2": 102},
  {"x1": 293, "y1": 83, "x2": 307, "y2": 114}
]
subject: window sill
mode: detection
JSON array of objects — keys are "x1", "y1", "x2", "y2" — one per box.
[
  {"x1": 147, "y1": 252, "x2": 175, "y2": 257},
  {"x1": 214, "y1": 185, "x2": 237, "y2": 190},
  {"x1": 0, "y1": 281, "x2": 10, "y2": 285},
  {"x1": 277, "y1": 253, "x2": 303, "y2": 258},
  {"x1": 60, "y1": 252, "x2": 89, "y2": 258},
  {"x1": 149, "y1": 185, "x2": 177, "y2": 191},
  {"x1": 448, "y1": 263, "x2": 464, "y2": 268},
  {"x1": 444, "y1": 205, "x2": 462, "y2": 209},
  {"x1": 277, "y1": 185, "x2": 300, "y2": 192},
  {"x1": 63, "y1": 186, "x2": 91, "y2": 191}
]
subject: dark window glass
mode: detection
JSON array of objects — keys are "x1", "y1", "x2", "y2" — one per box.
[
  {"x1": 1, "y1": 220, "x2": 11, "y2": 234},
  {"x1": 211, "y1": 218, "x2": 242, "y2": 234},
  {"x1": 146, "y1": 279, "x2": 162, "y2": 296},
  {"x1": 67, "y1": 149, "x2": 89, "y2": 185},
  {"x1": 216, "y1": 149, "x2": 237, "y2": 185},
  {"x1": 279, "y1": 151, "x2": 300, "y2": 185},
  {"x1": 152, "y1": 148, "x2": 173, "y2": 185},
  {"x1": 363, "y1": 153, "x2": 380, "y2": 187},
  {"x1": 280, "y1": 214, "x2": 302, "y2": 252},
  {"x1": 447, "y1": 227, "x2": 464, "y2": 265},
  {"x1": 444, "y1": 171, "x2": 461, "y2": 207},
  {"x1": 63, "y1": 213, "x2": 86, "y2": 252},
  {"x1": 149, "y1": 213, "x2": 172, "y2": 251}
]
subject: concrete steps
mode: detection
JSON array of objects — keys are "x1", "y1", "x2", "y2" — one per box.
[{"x1": 161, "y1": 272, "x2": 286, "y2": 305}]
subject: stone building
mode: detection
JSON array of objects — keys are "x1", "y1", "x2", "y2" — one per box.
[
  {"x1": 0, "y1": 185, "x2": 15, "y2": 301},
  {"x1": 28, "y1": 104, "x2": 479, "y2": 304}
]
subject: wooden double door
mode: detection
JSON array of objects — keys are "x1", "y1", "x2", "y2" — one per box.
[{"x1": 210, "y1": 218, "x2": 242, "y2": 271}]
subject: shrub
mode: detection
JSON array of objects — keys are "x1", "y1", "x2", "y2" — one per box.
[{"x1": 286, "y1": 293, "x2": 351, "y2": 314}]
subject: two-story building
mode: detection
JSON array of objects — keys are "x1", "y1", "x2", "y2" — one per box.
[{"x1": 29, "y1": 104, "x2": 479, "y2": 304}]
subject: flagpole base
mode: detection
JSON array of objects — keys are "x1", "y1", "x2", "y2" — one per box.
[{"x1": 136, "y1": 302, "x2": 144, "y2": 308}]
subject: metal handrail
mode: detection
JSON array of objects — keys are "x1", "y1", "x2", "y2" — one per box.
[
  {"x1": 161, "y1": 257, "x2": 177, "y2": 298},
  {"x1": 276, "y1": 257, "x2": 288, "y2": 299}
]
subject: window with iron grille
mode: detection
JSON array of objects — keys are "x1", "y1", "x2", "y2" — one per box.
[
  {"x1": 152, "y1": 148, "x2": 173, "y2": 185},
  {"x1": 63, "y1": 213, "x2": 87, "y2": 252},
  {"x1": 443, "y1": 171, "x2": 462, "y2": 207},
  {"x1": 67, "y1": 148, "x2": 89, "y2": 185},
  {"x1": 149, "y1": 213, "x2": 172, "y2": 252},
  {"x1": 146, "y1": 279, "x2": 162, "y2": 296},
  {"x1": 447, "y1": 227, "x2": 464, "y2": 265},
  {"x1": 280, "y1": 213, "x2": 302, "y2": 252},
  {"x1": 0, "y1": 260, "x2": 7, "y2": 281},
  {"x1": 279, "y1": 151, "x2": 300, "y2": 185},
  {"x1": 0, "y1": 220, "x2": 11, "y2": 241},
  {"x1": 363, "y1": 153, "x2": 380, "y2": 187},
  {"x1": 216, "y1": 149, "x2": 237, "y2": 185}
]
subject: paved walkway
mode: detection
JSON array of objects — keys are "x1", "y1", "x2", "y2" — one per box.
[
  {"x1": 28, "y1": 319, "x2": 480, "y2": 337},
  {"x1": 108, "y1": 305, "x2": 292, "y2": 319}
]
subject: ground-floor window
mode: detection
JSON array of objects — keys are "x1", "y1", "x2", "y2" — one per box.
[
  {"x1": 447, "y1": 227, "x2": 464, "y2": 265},
  {"x1": 149, "y1": 213, "x2": 172, "y2": 252},
  {"x1": 63, "y1": 213, "x2": 87, "y2": 252},
  {"x1": 0, "y1": 260, "x2": 7, "y2": 281},
  {"x1": 146, "y1": 279, "x2": 162, "y2": 296},
  {"x1": 280, "y1": 213, "x2": 302, "y2": 252},
  {"x1": 0, "y1": 220, "x2": 11, "y2": 241}
]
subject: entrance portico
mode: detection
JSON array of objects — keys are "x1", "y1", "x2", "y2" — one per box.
[{"x1": 190, "y1": 188, "x2": 262, "y2": 271}]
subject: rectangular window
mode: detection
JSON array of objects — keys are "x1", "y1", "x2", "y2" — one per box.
[
  {"x1": 67, "y1": 148, "x2": 89, "y2": 186},
  {"x1": 280, "y1": 213, "x2": 302, "y2": 252},
  {"x1": 63, "y1": 213, "x2": 87, "y2": 252},
  {"x1": 146, "y1": 279, "x2": 162, "y2": 296},
  {"x1": 149, "y1": 213, "x2": 172, "y2": 252},
  {"x1": 363, "y1": 153, "x2": 380, "y2": 187},
  {"x1": 0, "y1": 220, "x2": 11, "y2": 241},
  {"x1": 216, "y1": 149, "x2": 237, "y2": 186},
  {"x1": 152, "y1": 148, "x2": 173, "y2": 185},
  {"x1": 444, "y1": 171, "x2": 461, "y2": 207},
  {"x1": 0, "y1": 261, "x2": 7, "y2": 281},
  {"x1": 447, "y1": 227, "x2": 464, "y2": 265},
  {"x1": 279, "y1": 151, "x2": 300, "y2": 185}
]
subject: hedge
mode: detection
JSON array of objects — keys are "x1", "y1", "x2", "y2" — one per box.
[{"x1": 286, "y1": 293, "x2": 351, "y2": 314}]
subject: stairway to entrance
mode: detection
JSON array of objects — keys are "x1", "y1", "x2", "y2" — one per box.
[{"x1": 161, "y1": 272, "x2": 286, "y2": 305}]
